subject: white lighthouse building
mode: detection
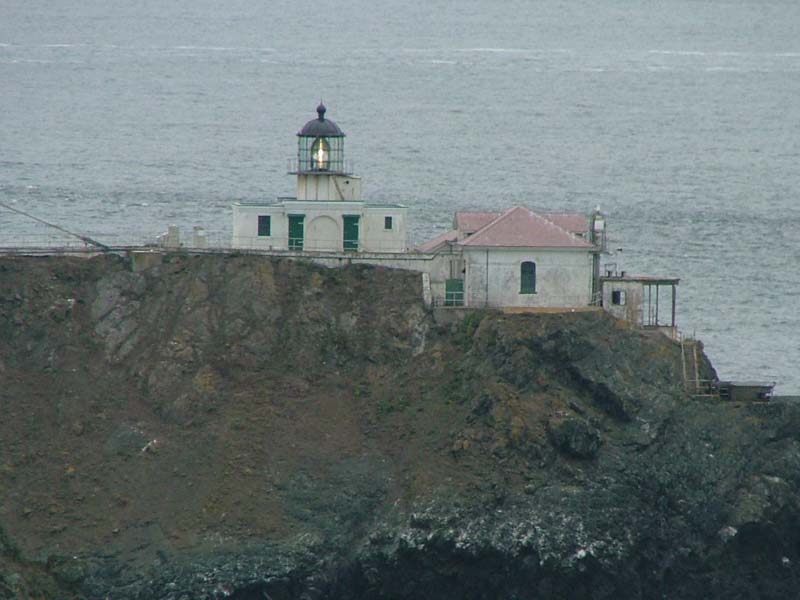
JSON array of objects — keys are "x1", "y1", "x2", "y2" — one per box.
[
  {"x1": 226, "y1": 103, "x2": 679, "y2": 333},
  {"x1": 232, "y1": 104, "x2": 408, "y2": 253}
]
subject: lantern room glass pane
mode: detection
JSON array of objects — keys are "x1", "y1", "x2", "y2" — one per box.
[
  {"x1": 310, "y1": 137, "x2": 330, "y2": 171},
  {"x1": 297, "y1": 136, "x2": 345, "y2": 172}
]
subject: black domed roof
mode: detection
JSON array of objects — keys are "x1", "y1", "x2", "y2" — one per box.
[{"x1": 297, "y1": 103, "x2": 345, "y2": 137}]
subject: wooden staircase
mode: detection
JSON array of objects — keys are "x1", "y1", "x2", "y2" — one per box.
[{"x1": 680, "y1": 337, "x2": 706, "y2": 395}]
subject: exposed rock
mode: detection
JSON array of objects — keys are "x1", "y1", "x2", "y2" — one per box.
[
  {"x1": 1, "y1": 254, "x2": 799, "y2": 599},
  {"x1": 104, "y1": 423, "x2": 149, "y2": 457},
  {"x1": 546, "y1": 415, "x2": 603, "y2": 458}
]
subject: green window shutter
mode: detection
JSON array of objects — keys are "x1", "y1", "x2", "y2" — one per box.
[
  {"x1": 288, "y1": 215, "x2": 304, "y2": 250},
  {"x1": 258, "y1": 215, "x2": 271, "y2": 237},
  {"x1": 520, "y1": 261, "x2": 536, "y2": 294},
  {"x1": 343, "y1": 215, "x2": 359, "y2": 252},
  {"x1": 445, "y1": 279, "x2": 464, "y2": 307},
  {"x1": 384, "y1": 216, "x2": 393, "y2": 230}
]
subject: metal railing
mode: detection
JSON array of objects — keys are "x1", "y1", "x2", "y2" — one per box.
[
  {"x1": 232, "y1": 235, "x2": 405, "y2": 253},
  {"x1": 430, "y1": 294, "x2": 603, "y2": 310}
]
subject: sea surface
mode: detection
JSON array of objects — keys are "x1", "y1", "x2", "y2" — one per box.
[{"x1": 2, "y1": 0, "x2": 798, "y2": 393}]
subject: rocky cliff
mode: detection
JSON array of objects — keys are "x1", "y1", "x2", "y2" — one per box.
[{"x1": 1, "y1": 253, "x2": 799, "y2": 599}]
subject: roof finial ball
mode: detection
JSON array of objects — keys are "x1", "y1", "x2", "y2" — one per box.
[{"x1": 297, "y1": 102, "x2": 346, "y2": 174}]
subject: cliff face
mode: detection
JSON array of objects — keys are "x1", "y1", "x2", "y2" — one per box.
[{"x1": 1, "y1": 254, "x2": 799, "y2": 599}]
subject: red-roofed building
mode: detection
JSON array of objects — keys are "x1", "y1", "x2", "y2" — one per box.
[
  {"x1": 453, "y1": 212, "x2": 501, "y2": 239},
  {"x1": 416, "y1": 205, "x2": 607, "y2": 308},
  {"x1": 459, "y1": 206, "x2": 594, "y2": 249}
]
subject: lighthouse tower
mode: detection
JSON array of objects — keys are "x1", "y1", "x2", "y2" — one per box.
[
  {"x1": 292, "y1": 103, "x2": 362, "y2": 202},
  {"x1": 231, "y1": 103, "x2": 407, "y2": 253}
]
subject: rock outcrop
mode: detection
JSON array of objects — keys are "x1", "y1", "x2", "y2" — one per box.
[{"x1": 1, "y1": 253, "x2": 798, "y2": 599}]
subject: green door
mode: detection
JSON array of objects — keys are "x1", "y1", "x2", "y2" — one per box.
[
  {"x1": 343, "y1": 215, "x2": 359, "y2": 252},
  {"x1": 288, "y1": 215, "x2": 304, "y2": 250},
  {"x1": 445, "y1": 279, "x2": 464, "y2": 307}
]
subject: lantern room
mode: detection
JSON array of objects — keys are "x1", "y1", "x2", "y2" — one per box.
[
  {"x1": 295, "y1": 102, "x2": 348, "y2": 174},
  {"x1": 291, "y1": 103, "x2": 361, "y2": 202}
]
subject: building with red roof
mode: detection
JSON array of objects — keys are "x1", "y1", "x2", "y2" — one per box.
[{"x1": 416, "y1": 205, "x2": 606, "y2": 309}]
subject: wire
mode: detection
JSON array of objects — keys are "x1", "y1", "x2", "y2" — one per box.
[{"x1": 0, "y1": 201, "x2": 110, "y2": 251}]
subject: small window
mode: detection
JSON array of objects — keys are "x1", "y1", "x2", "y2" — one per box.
[
  {"x1": 520, "y1": 261, "x2": 536, "y2": 294},
  {"x1": 384, "y1": 216, "x2": 393, "y2": 230},
  {"x1": 257, "y1": 215, "x2": 271, "y2": 237},
  {"x1": 445, "y1": 279, "x2": 464, "y2": 307},
  {"x1": 612, "y1": 290, "x2": 626, "y2": 305}
]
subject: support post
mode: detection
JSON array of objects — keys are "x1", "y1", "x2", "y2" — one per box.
[
  {"x1": 655, "y1": 284, "x2": 660, "y2": 326},
  {"x1": 671, "y1": 284, "x2": 677, "y2": 328}
]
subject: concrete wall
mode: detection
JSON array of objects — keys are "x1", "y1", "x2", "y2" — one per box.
[
  {"x1": 300, "y1": 251, "x2": 451, "y2": 283},
  {"x1": 232, "y1": 200, "x2": 407, "y2": 252},
  {"x1": 305, "y1": 215, "x2": 340, "y2": 251},
  {"x1": 361, "y1": 207, "x2": 408, "y2": 253},
  {"x1": 296, "y1": 174, "x2": 362, "y2": 201},
  {"x1": 601, "y1": 280, "x2": 645, "y2": 325},
  {"x1": 462, "y1": 247, "x2": 594, "y2": 308},
  {"x1": 232, "y1": 204, "x2": 291, "y2": 250},
  {"x1": 295, "y1": 250, "x2": 452, "y2": 308}
]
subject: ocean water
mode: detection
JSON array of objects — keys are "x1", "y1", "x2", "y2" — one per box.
[{"x1": 1, "y1": 0, "x2": 798, "y2": 392}]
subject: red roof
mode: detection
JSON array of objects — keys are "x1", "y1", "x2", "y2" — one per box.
[
  {"x1": 541, "y1": 212, "x2": 589, "y2": 235},
  {"x1": 415, "y1": 229, "x2": 458, "y2": 253},
  {"x1": 458, "y1": 206, "x2": 594, "y2": 249},
  {"x1": 454, "y1": 211, "x2": 502, "y2": 233}
]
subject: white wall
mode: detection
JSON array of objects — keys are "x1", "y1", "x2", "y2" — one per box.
[
  {"x1": 601, "y1": 280, "x2": 645, "y2": 325},
  {"x1": 462, "y1": 247, "x2": 594, "y2": 308},
  {"x1": 232, "y1": 200, "x2": 407, "y2": 252},
  {"x1": 306, "y1": 215, "x2": 341, "y2": 251},
  {"x1": 362, "y1": 207, "x2": 407, "y2": 252},
  {"x1": 232, "y1": 204, "x2": 288, "y2": 249},
  {"x1": 296, "y1": 174, "x2": 362, "y2": 201}
]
